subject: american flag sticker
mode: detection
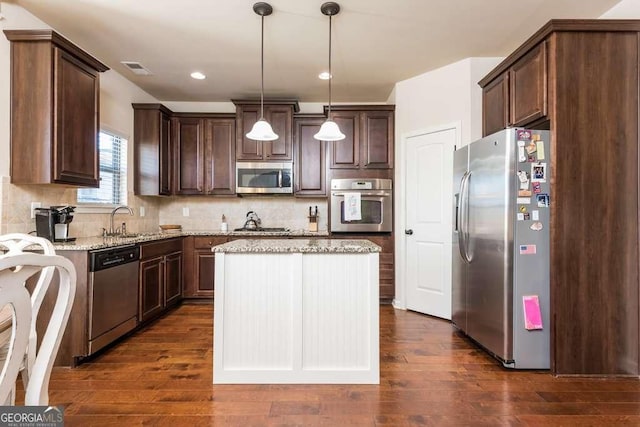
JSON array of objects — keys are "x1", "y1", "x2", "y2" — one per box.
[{"x1": 519, "y1": 245, "x2": 537, "y2": 255}]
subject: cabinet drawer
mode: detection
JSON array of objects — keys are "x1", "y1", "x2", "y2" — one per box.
[
  {"x1": 193, "y1": 236, "x2": 228, "y2": 249},
  {"x1": 140, "y1": 238, "x2": 183, "y2": 260}
]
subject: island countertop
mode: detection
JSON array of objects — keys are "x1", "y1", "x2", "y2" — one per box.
[{"x1": 211, "y1": 238, "x2": 381, "y2": 254}]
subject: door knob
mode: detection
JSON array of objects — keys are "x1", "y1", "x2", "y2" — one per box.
[{"x1": 405, "y1": 229, "x2": 414, "y2": 235}]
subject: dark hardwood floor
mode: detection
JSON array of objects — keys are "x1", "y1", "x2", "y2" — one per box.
[{"x1": 28, "y1": 304, "x2": 640, "y2": 426}]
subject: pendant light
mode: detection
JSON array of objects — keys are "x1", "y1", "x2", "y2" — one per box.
[
  {"x1": 314, "y1": 2, "x2": 345, "y2": 141},
  {"x1": 246, "y1": 2, "x2": 278, "y2": 141}
]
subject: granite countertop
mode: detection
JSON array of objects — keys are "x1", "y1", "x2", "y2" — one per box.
[
  {"x1": 211, "y1": 239, "x2": 381, "y2": 254},
  {"x1": 49, "y1": 229, "x2": 330, "y2": 251}
]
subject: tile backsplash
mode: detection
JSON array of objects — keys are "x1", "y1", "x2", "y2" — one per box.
[
  {"x1": 0, "y1": 176, "x2": 161, "y2": 237},
  {"x1": 159, "y1": 196, "x2": 328, "y2": 232},
  {"x1": 0, "y1": 176, "x2": 328, "y2": 237}
]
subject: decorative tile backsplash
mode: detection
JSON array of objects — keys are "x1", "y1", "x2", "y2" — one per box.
[{"x1": 0, "y1": 176, "x2": 328, "y2": 237}]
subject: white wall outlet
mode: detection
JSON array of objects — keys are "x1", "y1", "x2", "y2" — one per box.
[
  {"x1": 139, "y1": 206, "x2": 145, "y2": 217},
  {"x1": 182, "y1": 207, "x2": 190, "y2": 217},
  {"x1": 30, "y1": 202, "x2": 41, "y2": 219}
]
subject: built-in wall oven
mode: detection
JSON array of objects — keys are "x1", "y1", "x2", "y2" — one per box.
[
  {"x1": 330, "y1": 178, "x2": 393, "y2": 233},
  {"x1": 88, "y1": 245, "x2": 139, "y2": 355}
]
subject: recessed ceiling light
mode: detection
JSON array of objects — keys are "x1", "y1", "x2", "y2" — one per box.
[
  {"x1": 318, "y1": 72, "x2": 332, "y2": 80},
  {"x1": 190, "y1": 71, "x2": 206, "y2": 80}
]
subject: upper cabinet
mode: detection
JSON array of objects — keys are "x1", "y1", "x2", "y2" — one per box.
[
  {"x1": 133, "y1": 107, "x2": 235, "y2": 196},
  {"x1": 173, "y1": 115, "x2": 236, "y2": 196},
  {"x1": 481, "y1": 41, "x2": 548, "y2": 136},
  {"x1": 293, "y1": 116, "x2": 327, "y2": 196},
  {"x1": 4, "y1": 30, "x2": 109, "y2": 186},
  {"x1": 133, "y1": 104, "x2": 173, "y2": 196},
  {"x1": 233, "y1": 100, "x2": 299, "y2": 161},
  {"x1": 327, "y1": 106, "x2": 395, "y2": 170}
]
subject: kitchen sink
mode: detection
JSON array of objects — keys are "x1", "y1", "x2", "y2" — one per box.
[{"x1": 233, "y1": 227, "x2": 289, "y2": 232}]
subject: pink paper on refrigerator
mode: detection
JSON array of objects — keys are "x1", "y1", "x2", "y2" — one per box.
[{"x1": 523, "y1": 295, "x2": 543, "y2": 330}]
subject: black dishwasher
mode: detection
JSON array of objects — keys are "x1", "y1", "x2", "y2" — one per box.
[{"x1": 88, "y1": 245, "x2": 140, "y2": 355}]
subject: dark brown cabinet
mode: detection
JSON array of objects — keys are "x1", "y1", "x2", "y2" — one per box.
[
  {"x1": 173, "y1": 117, "x2": 205, "y2": 195},
  {"x1": 139, "y1": 256, "x2": 164, "y2": 322},
  {"x1": 173, "y1": 115, "x2": 236, "y2": 196},
  {"x1": 233, "y1": 100, "x2": 298, "y2": 161},
  {"x1": 294, "y1": 116, "x2": 327, "y2": 196},
  {"x1": 183, "y1": 236, "x2": 228, "y2": 298},
  {"x1": 480, "y1": 20, "x2": 640, "y2": 376},
  {"x1": 482, "y1": 73, "x2": 509, "y2": 137},
  {"x1": 139, "y1": 238, "x2": 182, "y2": 323},
  {"x1": 482, "y1": 41, "x2": 547, "y2": 136},
  {"x1": 4, "y1": 30, "x2": 109, "y2": 186},
  {"x1": 133, "y1": 104, "x2": 173, "y2": 195},
  {"x1": 327, "y1": 106, "x2": 394, "y2": 170}
]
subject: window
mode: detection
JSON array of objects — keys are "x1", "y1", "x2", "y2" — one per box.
[{"x1": 77, "y1": 131, "x2": 127, "y2": 205}]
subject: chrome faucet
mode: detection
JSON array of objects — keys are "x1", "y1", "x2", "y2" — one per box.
[{"x1": 108, "y1": 205, "x2": 134, "y2": 236}]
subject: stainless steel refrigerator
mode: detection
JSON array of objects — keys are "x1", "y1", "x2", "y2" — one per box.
[{"x1": 452, "y1": 128, "x2": 550, "y2": 369}]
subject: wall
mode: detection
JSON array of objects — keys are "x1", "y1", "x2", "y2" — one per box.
[
  {"x1": 600, "y1": 0, "x2": 640, "y2": 17},
  {"x1": 394, "y1": 57, "x2": 502, "y2": 149}
]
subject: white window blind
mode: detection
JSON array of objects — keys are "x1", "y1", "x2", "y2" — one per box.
[{"x1": 77, "y1": 131, "x2": 127, "y2": 205}]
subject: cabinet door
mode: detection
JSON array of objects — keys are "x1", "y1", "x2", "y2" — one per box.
[
  {"x1": 329, "y1": 111, "x2": 360, "y2": 169},
  {"x1": 294, "y1": 117, "x2": 326, "y2": 196},
  {"x1": 54, "y1": 48, "x2": 100, "y2": 186},
  {"x1": 482, "y1": 73, "x2": 509, "y2": 137},
  {"x1": 361, "y1": 111, "x2": 394, "y2": 169},
  {"x1": 236, "y1": 105, "x2": 263, "y2": 160},
  {"x1": 174, "y1": 117, "x2": 205, "y2": 194},
  {"x1": 164, "y1": 251, "x2": 182, "y2": 307},
  {"x1": 159, "y1": 112, "x2": 172, "y2": 195},
  {"x1": 194, "y1": 250, "x2": 216, "y2": 297},
  {"x1": 510, "y1": 41, "x2": 547, "y2": 126},
  {"x1": 139, "y1": 257, "x2": 164, "y2": 323},
  {"x1": 264, "y1": 106, "x2": 293, "y2": 160},
  {"x1": 205, "y1": 118, "x2": 236, "y2": 195}
]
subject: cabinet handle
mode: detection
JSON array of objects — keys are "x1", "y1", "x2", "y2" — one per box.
[{"x1": 405, "y1": 229, "x2": 414, "y2": 235}]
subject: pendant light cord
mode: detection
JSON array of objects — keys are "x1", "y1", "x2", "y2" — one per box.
[
  {"x1": 260, "y1": 14, "x2": 265, "y2": 119},
  {"x1": 328, "y1": 14, "x2": 332, "y2": 117}
]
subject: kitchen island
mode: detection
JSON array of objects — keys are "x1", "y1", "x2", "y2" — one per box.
[{"x1": 212, "y1": 239, "x2": 380, "y2": 384}]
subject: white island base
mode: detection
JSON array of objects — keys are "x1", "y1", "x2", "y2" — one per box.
[{"x1": 212, "y1": 239, "x2": 380, "y2": 384}]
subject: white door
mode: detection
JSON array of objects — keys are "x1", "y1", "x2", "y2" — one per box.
[{"x1": 404, "y1": 127, "x2": 456, "y2": 318}]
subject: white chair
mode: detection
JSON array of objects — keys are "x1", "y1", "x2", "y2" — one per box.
[
  {"x1": 0, "y1": 234, "x2": 56, "y2": 393},
  {"x1": 0, "y1": 252, "x2": 76, "y2": 406}
]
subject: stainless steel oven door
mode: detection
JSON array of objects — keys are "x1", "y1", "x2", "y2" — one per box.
[{"x1": 331, "y1": 190, "x2": 393, "y2": 232}]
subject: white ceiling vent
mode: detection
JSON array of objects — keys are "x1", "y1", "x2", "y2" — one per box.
[{"x1": 120, "y1": 61, "x2": 152, "y2": 76}]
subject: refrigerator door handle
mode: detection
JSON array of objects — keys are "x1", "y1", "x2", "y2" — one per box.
[{"x1": 459, "y1": 171, "x2": 472, "y2": 263}]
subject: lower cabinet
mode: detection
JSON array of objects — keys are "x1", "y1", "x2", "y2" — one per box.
[
  {"x1": 183, "y1": 236, "x2": 228, "y2": 298},
  {"x1": 139, "y1": 238, "x2": 183, "y2": 323}
]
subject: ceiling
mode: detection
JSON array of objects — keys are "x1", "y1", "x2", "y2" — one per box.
[{"x1": 7, "y1": 0, "x2": 621, "y2": 102}]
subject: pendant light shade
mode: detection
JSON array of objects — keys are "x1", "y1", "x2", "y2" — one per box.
[
  {"x1": 246, "y1": 118, "x2": 278, "y2": 141},
  {"x1": 246, "y1": 2, "x2": 278, "y2": 142},
  {"x1": 314, "y1": 120, "x2": 345, "y2": 141},
  {"x1": 314, "y1": 2, "x2": 345, "y2": 141}
]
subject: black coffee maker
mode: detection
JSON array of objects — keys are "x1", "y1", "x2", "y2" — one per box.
[{"x1": 35, "y1": 206, "x2": 76, "y2": 242}]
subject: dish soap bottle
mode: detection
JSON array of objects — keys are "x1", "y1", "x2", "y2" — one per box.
[{"x1": 220, "y1": 214, "x2": 228, "y2": 232}]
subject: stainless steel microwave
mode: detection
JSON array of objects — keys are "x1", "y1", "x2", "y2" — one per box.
[
  {"x1": 330, "y1": 178, "x2": 393, "y2": 232},
  {"x1": 236, "y1": 162, "x2": 293, "y2": 194}
]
